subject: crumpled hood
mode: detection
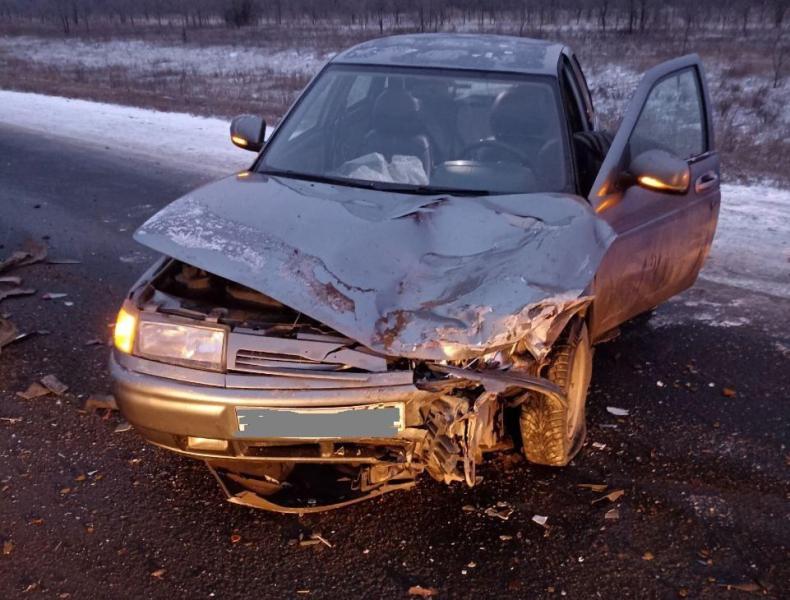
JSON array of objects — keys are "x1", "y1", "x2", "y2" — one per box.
[{"x1": 135, "y1": 173, "x2": 615, "y2": 361}]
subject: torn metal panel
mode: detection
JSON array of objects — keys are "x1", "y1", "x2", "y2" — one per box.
[{"x1": 135, "y1": 174, "x2": 614, "y2": 361}]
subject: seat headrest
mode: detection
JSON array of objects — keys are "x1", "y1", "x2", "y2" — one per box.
[
  {"x1": 490, "y1": 86, "x2": 549, "y2": 140},
  {"x1": 372, "y1": 89, "x2": 422, "y2": 134}
]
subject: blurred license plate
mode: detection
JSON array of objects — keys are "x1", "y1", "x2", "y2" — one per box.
[{"x1": 234, "y1": 404, "x2": 404, "y2": 439}]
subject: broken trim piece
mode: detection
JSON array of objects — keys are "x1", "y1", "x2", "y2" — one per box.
[
  {"x1": 427, "y1": 364, "x2": 567, "y2": 409},
  {"x1": 206, "y1": 462, "x2": 416, "y2": 514}
]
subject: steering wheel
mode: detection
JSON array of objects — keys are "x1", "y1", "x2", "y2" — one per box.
[{"x1": 460, "y1": 139, "x2": 537, "y2": 171}]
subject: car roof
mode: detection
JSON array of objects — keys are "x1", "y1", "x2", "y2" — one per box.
[{"x1": 331, "y1": 33, "x2": 565, "y2": 76}]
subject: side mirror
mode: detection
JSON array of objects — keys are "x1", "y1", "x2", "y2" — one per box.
[
  {"x1": 230, "y1": 115, "x2": 266, "y2": 152},
  {"x1": 629, "y1": 149, "x2": 689, "y2": 193}
]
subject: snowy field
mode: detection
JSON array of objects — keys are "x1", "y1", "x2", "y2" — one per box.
[
  {"x1": 0, "y1": 89, "x2": 787, "y2": 300},
  {"x1": 0, "y1": 35, "x2": 329, "y2": 76}
]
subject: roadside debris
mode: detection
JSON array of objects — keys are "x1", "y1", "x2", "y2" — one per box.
[
  {"x1": 114, "y1": 421, "x2": 132, "y2": 433},
  {"x1": 606, "y1": 406, "x2": 630, "y2": 416},
  {"x1": 531, "y1": 514, "x2": 548, "y2": 527},
  {"x1": 591, "y1": 442, "x2": 607, "y2": 450},
  {"x1": 0, "y1": 317, "x2": 17, "y2": 351},
  {"x1": 16, "y1": 381, "x2": 52, "y2": 400},
  {"x1": 46, "y1": 258, "x2": 81, "y2": 265},
  {"x1": 484, "y1": 502, "x2": 514, "y2": 521},
  {"x1": 408, "y1": 585, "x2": 438, "y2": 597},
  {"x1": 604, "y1": 508, "x2": 620, "y2": 520},
  {"x1": 577, "y1": 483, "x2": 608, "y2": 492},
  {"x1": 0, "y1": 239, "x2": 47, "y2": 273},
  {"x1": 2, "y1": 539, "x2": 14, "y2": 555},
  {"x1": 41, "y1": 292, "x2": 68, "y2": 300},
  {"x1": 298, "y1": 532, "x2": 332, "y2": 548},
  {"x1": 40, "y1": 374, "x2": 68, "y2": 395},
  {"x1": 0, "y1": 241, "x2": 49, "y2": 357},
  {"x1": 0, "y1": 417, "x2": 22, "y2": 424},
  {"x1": 718, "y1": 581, "x2": 763, "y2": 593},
  {"x1": 642, "y1": 551, "x2": 655, "y2": 561},
  {"x1": 0, "y1": 287, "x2": 36, "y2": 302},
  {"x1": 16, "y1": 375, "x2": 68, "y2": 399},
  {"x1": 721, "y1": 387, "x2": 737, "y2": 398},
  {"x1": 84, "y1": 394, "x2": 118, "y2": 412},
  {"x1": 150, "y1": 568, "x2": 166, "y2": 579},
  {"x1": 593, "y1": 489, "x2": 625, "y2": 504},
  {"x1": 84, "y1": 338, "x2": 105, "y2": 346}
]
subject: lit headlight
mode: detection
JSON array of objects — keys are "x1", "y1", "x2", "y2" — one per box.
[{"x1": 136, "y1": 318, "x2": 226, "y2": 371}]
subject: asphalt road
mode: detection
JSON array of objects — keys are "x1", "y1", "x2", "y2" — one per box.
[{"x1": 1, "y1": 124, "x2": 788, "y2": 599}]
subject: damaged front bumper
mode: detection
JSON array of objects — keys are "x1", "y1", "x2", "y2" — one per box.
[{"x1": 112, "y1": 343, "x2": 567, "y2": 512}]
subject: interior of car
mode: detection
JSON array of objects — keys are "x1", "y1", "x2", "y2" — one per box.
[{"x1": 262, "y1": 66, "x2": 578, "y2": 195}]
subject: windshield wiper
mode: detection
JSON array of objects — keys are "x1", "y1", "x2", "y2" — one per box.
[
  {"x1": 258, "y1": 168, "x2": 376, "y2": 190},
  {"x1": 364, "y1": 182, "x2": 491, "y2": 196},
  {"x1": 258, "y1": 169, "x2": 490, "y2": 197}
]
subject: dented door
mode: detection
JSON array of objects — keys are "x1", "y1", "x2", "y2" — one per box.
[{"x1": 587, "y1": 55, "x2": 720, "y2": 339}]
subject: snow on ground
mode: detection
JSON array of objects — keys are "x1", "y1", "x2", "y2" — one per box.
[
  {"x1": 0, "y1": 89, "x2": 255, "y2": 174},
  {"x1": 0, "y1": 36, "x2": 327, "y2": 77},
  {"x1": 1, "y1": 89, "x2": 788, "y2": 299}
]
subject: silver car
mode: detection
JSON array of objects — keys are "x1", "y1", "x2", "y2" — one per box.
[{"x1": 111, "y1": 34, "x2": 720, "y2": 512}]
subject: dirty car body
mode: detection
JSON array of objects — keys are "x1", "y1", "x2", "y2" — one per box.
[{"x1": 110, "y1": 34, "x2": 720, "y2": 512}]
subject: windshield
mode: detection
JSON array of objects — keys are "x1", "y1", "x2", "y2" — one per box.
[{"x1": 258, "y1": 65, "x2": 570, "y2": 195}]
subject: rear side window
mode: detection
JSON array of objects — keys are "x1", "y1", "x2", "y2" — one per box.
[{"x1": 629, "y1": 68, "x2": 706, "y2": 160}]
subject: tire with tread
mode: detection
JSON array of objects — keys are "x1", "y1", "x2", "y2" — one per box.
[{"x1": 520, "y1": 320, "x2": 592, "y2": 466}]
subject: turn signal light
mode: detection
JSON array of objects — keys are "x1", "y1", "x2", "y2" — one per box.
[
  {"x1": 637, "y1": 175, "x2": 673, "y2": 191},
  {"x1": 113, "y1": 306, "x2": 137, "y2": 354}
]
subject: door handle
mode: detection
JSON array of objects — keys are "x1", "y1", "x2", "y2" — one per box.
[{"x1": 695, "y1": 171, "x2": 719, "y2": 193}]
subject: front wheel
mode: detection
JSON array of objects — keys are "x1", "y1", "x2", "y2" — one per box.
[{"x1": 520, "y1": 320, "x2": 593, "y2": 466}]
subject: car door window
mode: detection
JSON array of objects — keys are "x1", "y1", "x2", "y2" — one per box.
[{"x1": 629, "y1": 69, "x2": 705, "y2": 160}]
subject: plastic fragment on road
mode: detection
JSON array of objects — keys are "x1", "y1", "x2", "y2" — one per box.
[
  {"x1": 408, "y1": 585, "x2": 438, "y2": 597},
  {"x1": 593, "y1": 489, "x2": 625, "y2": 504},
  {"x1": 605, "y1": 508, "x2": 620, "y2": 520},
  {"x1": 40, "y1": 374, "x2": 68, "y2": 396},
  {"x1": 16, "y1": 381, "x2": 51, "y2": 400},
  {"x1": 114, "y1": 421, "x2": 132, "y2": 433},
  {"x1": 299, "y1": 532, "x2": 332, "y2": 548},
  {"x1": 84, "y1": 394, "x2": 118, "y2": 412},
  {"x1": 577, "y1": 483, "x2": 608, "y2": 492},
  {"x1": 532, "y1": 514, "x2": 548, "y2": 527},
  {"x1": 0, "y1": 287, "x2": 36, "y2": 302},
  {"x1": 606, "y1": 406, "x2": 630, "y2": 416},
  {"x1": 41, "y1": 292, "x2": 68, "y2": 300},
  {"x1": 484, "y1": 502, "x2": 514, "y2": 521}
]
